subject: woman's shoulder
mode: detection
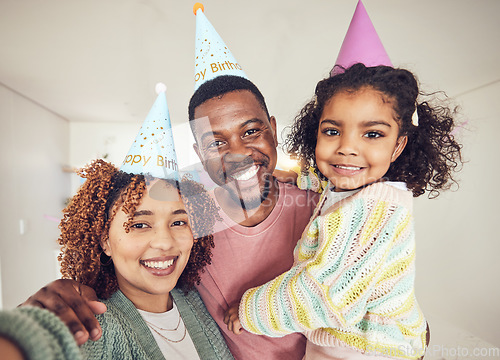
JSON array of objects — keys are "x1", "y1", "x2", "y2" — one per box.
[
  {"x1": 95, "y1": 291, "x2": 142, "y2": 328},
  {"x1": 171, "y1": 287, "x2": 235, "y2": 360},
  {"x1": 171, "y1": 287, "x2": 210, "y2": 321}
]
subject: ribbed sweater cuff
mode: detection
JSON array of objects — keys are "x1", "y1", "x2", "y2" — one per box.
[{"x1": 0, "y1": 306, "x2": 81, "y2": 360}]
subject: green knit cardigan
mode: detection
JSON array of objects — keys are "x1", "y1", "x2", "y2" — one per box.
[{"x1": 0, "y1": 288, "x2": 233, "y2": 360}]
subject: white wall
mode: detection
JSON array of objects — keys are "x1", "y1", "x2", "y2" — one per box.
[
  {"x1": 68, "y1": 120, "x2": 204, "y2": 193},
  {"x1": 413, "y1": 81, "x2": 500, "y2": 350},
  {"x1": 0, "y1": 84, "x2": 70, "y2": 309},
  {"x1": 68, "y1": 121, "x2": 140, "y2": 194}
]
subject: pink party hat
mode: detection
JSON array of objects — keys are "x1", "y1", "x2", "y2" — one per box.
[
  {"x1": 331, "y1": 0, "x2": 392, "y2": 76},
  {"x1": 193, "y1": 3, "x2": 248, "y2": 90},
  {"x1": 120, "y1": 83, "x2": 180, "y2": 181}
]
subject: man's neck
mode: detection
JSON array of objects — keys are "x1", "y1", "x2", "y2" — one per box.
[{"x1": 214, "y1": 177, "x2": 280, "y2": 227}]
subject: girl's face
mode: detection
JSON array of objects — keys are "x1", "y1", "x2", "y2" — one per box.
[
  {"x1": 103, "y1": 180, "x2": 193, "y2": 312},
  {"x1": 315, "y1": 87, "x2": 407, "y2": 192}
]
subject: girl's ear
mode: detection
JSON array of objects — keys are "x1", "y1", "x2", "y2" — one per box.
[{"x1": 391, "y1": 136, "x2": 408, "y2": 162}]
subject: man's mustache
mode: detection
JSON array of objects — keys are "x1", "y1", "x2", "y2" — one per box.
[{"x1": 218, "y1": 155, "x2": 269, "y2": 183}]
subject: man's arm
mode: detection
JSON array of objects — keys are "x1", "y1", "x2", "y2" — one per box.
[{"x1": 19, "y1": 279, "x2": 107, "y2": 345}]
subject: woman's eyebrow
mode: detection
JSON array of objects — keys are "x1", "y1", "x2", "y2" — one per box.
[
  {"x1": 133, "y1": 210, "x2": 153, "y2": 217},
  {"x1": 133, "y1": 209, "x2": 187, "y2": 216},
  {"x1": 172, "y1": 209, "x2": 187, "y2": 215}
]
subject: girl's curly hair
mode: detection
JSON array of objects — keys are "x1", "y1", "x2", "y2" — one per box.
[
  {"x1": 58, "y1": 159, "x2": 220, "y2": 299},
  {"x1": 285, "y1": 63, "x2": 463, "y2": 198}
]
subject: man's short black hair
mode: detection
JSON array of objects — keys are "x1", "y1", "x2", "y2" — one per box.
[{"x1": 188, "y1": 75, "x2": 270, "y2": 121}]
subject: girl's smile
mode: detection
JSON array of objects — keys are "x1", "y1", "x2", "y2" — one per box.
[
  {"x1": 315, "y1": 86, "x2": 407, "y2": 192},
  {"x1": 330, "y1": 164, "x2": 365, "y2": 176}
]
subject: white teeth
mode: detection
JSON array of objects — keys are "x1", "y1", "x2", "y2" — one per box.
[
  {"x1": 335, "y1": 165, "x2": 361, "y2": 170},
  {"x1": 142, "y1": 259, "x2": 174, "y2": 270},
  {"x1": 231, "y1": 165, "x2": 259, "y2": 181}
]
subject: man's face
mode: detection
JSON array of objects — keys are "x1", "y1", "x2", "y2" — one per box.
[{"x1": 192, "y1": 90, "x2": 278, "y2": 210}]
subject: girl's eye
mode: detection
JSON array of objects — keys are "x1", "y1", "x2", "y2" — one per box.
[
  {"x1": 131, "y1": 223, "x2": 149, "y2": 229},
  {"x1": 364, "y1": 131, "x2": 383, "y2": 138},
  {"x1": 323, "y1": 129, "x2": 339, "y2": 136},
  {"x1": 172, "y1": 220, "x2": 188, "y2": 227}
]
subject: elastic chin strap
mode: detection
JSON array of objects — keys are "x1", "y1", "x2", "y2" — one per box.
[{"x1": 412, "y1": 103, "x2": 419, "y2": 127}]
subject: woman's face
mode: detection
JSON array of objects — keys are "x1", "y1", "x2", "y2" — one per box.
[{"x1": 103, "y1": 180, "x2": 193, "y2": 312}]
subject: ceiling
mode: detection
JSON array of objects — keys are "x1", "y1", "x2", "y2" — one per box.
[{"x1": 1, "y1": 0, "x2": 499, "y2": 132}]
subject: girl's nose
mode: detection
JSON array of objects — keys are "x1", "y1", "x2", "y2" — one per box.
[{"x1": 336, "y1": 134, "x2": 358, "y2": 156}]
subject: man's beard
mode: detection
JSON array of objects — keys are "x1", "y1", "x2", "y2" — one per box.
[
  {"x1": 229, "y1": 174, "x2": 272, "y2": 211},
  {"x1": 217, "y1": 154, "x2": 273, "y2": 211}
]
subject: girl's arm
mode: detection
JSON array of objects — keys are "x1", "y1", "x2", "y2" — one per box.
[{"x1": 237, "y1": 196, "x2": 416, "y2": 337}]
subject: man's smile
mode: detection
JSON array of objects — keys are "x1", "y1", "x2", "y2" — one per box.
[{"x1": 230, "y1": 164, "x2": 259, "y2": 181}]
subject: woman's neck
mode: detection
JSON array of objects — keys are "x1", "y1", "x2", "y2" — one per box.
[{"x1": 123, "y1": 290, "x2": 173, "y2": 313}]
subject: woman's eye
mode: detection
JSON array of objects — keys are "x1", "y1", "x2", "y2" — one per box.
[
  {"x1": 172, "y1": 220, "x2": 188, "y2": 227},
  {"x1": 364, "y1": 131, "x2": 383, "y2": 138},
  {"x1": 131, "y1": 223, "x2": 149, "y2": 229}
]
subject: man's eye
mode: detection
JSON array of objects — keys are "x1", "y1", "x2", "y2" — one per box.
[
  {"x1": 323, "y1": 129, "x2": 339, "y2": 136},
  {"x1": 207, "y1": 140, "x2": 224, "y2": 149},
  {"x1": 243, "y1": 129, "x2": 259, "y2": 137},
  {"x1": 364, "y1": 131, "x2": 383, "y2": 138}
]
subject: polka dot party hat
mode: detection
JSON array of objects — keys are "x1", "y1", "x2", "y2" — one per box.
[
  {"x1": 331, "y1": 0, "x2": 392, "y2": 76},
  {"x1": 193, "y1": 3, "x2": 247, "y2": 90},
  {"x1": 120, "y1": 83, "x2": 180, "y2": 181}
]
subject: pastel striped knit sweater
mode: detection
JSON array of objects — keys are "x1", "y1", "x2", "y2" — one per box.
[{"x1": 239, "y1": 182, "x2": 427, "y2": 359}]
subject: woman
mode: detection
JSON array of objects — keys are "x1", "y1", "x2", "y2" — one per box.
[{"x1": 0, "y1": 159, "x2": 233, "y2": 360}]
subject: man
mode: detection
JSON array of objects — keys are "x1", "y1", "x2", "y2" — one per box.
[
  {"x1": 189, "y1": 75, "x2": 319, "y2": 359},
  {"x1": 22, "y1": 75, "x2": 319, "y2": 360}
]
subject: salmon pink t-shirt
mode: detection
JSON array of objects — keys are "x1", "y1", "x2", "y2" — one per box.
[{"x1": 195, "y1": 182, "x2": 320, "y2": 360}]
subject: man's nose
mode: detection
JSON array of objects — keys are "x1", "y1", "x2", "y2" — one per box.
[{"x1": 224, "y1": 140, "x2": 253, "y2": 163}]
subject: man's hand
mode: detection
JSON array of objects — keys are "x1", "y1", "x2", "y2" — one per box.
[
  {"x1": 273, "y1": 169, "x2": 298, "y2": 185},
  {"x1": 19, "y1": 279, "x2": 107, "y2": 346},
  {"x1": 223, "y1": 303, "x2": 243, "y2": 335}
]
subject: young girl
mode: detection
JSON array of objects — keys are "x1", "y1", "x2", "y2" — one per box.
[
  {"x1": 0, "y1": 159, "x2": 233, "y2": 360},
  {"x1": 224, "y1": 63, "x2": 463, "y2": 359}
]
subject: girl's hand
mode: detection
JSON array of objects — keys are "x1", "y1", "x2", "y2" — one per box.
[{"x1": 223, "y1": 304, "x2": 243, "y2": 335}]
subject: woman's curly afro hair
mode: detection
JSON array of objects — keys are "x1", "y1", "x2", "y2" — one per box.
[{"x1": 58, "y1": 159, "x2": 220, "y2": 299}]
